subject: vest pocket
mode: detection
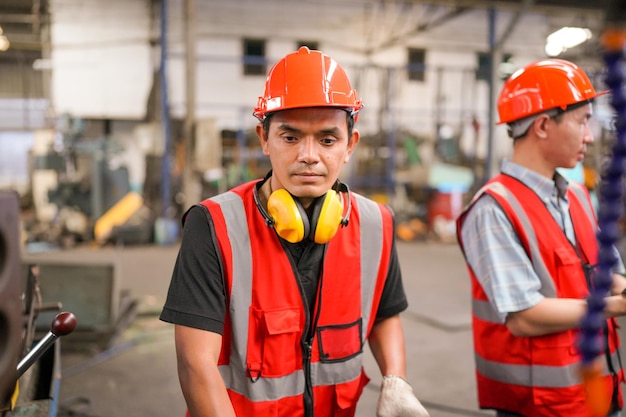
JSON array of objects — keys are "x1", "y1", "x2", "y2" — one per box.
[
  {"x1": 530, "y1": 341, "x2": 582, "y2": 406},
  {"x1": 532, "y1": 329, "x2": 573, "y2": 348},
  {"x1": 553, "y1": 247, "x2": 589, "y2": 298},
  {"x1": 532, "y1": 385, "x2": 585, "y2": 408},
  {"x1": 333, "y1": 371, "x2": 369, "y2": 416},
  {"x1": 247, "y1": 306, "x2": 301, "y2": 379},
  {"x1": 317, "y1": 318, "x2": 363, "y2": 363}
]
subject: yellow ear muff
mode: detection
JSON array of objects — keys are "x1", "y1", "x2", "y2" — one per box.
[
  {"x1": 312, "y1": 190, "x2": 344, "y2": 244},
  {"x1": 267, "y1": 189, "x2": 310, "y2": 243}
]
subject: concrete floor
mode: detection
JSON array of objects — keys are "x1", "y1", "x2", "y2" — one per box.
[{"x1": 17, "y1": 240, "x2": 486, "y2": 417}]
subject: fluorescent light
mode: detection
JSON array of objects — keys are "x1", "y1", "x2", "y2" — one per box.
[
  {"x1": 0, "y1": 25, "x2": 9, "y2": 52},
  {"x1": 33, "y1": 59, "x2": 52, "y2": 70},
  {"x1": 545, "y1": 26, "x2": 592, "y2": 57},
  {"x1": 545, "y1": 42, "x2": 564, "y2": 57},
  {"x1": 0, "y1": 35, "x2": 9, "y2": 52}
]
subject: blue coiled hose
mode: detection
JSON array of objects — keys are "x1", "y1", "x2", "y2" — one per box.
[{"x1": 578, "y1": 16, "x2": 626, "y2": 416}]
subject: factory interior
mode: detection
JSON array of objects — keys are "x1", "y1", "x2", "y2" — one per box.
[{"x1": 0, "y1": 0, "x2": 625, "y2": 416}]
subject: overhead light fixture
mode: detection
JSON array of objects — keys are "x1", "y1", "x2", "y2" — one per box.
[
  {"x1": 0, "y1": 36, "x2": 9, "y2": 52},
  {"x1": 545, "y1": 26, "x2": 592, "y2": 57},
  {"x1": 0, "y1": 25, "x2": 9, "y2": 52}
]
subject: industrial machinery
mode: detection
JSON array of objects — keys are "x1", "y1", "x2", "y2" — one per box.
[
  {"x1": 28, "y1": 115, "x2": 152, "y2": 247},
  {"x1": 0, "y1": 190, "x2": 78, "y2": 417}
]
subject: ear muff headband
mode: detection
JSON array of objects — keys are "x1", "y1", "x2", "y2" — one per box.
[
  {"x1": 267, "y1": 189, "x2": 310, "y2": 243},
  {"x1": 253, "y1": 174, "x2": 351, "y2": 243}
]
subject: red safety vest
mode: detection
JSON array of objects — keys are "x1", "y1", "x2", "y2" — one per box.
[
  {"x1": 196, "y1": 180, "x2": 394, "y2": 417},
  {"x1": 457, "y1": 174, "x2": 624, "y2": 417}
]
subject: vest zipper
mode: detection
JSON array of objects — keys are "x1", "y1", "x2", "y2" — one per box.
[
  {"x1": 303, "y1": 270, "x2": 323, "y2": 417},
  {"x1": 302, "y1": 340, "x2": 314, "y2": 417},
  {"x1": 282, "y1": 239, "x2": 325, "y2": 417},
  {"x1": 297, "y1": 287, "x2": 315, "y2": 417}
]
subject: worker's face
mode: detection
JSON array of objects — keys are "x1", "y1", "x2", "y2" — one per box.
[
  {"x1": 545, "y1": 104, "x2": 594, "y2": 169},
  {"x1": 257, "y1": 107, "x2": 359, "y2": 207}
]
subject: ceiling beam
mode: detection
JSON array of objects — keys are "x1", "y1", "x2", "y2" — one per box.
[
  {"x1": 365, "y1": 6, "x2": 470, "y2": 54},
  {"x1": 0, "y1": 13, "x2": 37, "y2": 24},
  {"x1": 493, "y1": 0, "x2": 534, "y2": 50}
]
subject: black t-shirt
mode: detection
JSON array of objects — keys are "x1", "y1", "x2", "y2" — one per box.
[{"x1": 160, "y1": 204, "x2": 408, "y2": 334}]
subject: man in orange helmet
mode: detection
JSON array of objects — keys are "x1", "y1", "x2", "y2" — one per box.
[
  {"x1": 457, "y1": 58, "x2": 626, "y2": 417},
  {"x1": 160, "y1": 47, "x2": 429, "y2": 417}
]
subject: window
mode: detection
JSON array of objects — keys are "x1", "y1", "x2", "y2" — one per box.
[
  {"x1": 407, "y1": 48, "x2": 426, "y2": 82},
  {"x1": 296, "y1": 40, "x2": 319, "y2": 51},
  {"x1": 243, "y1": 39, "x2": 266, "y2": 76},
  {"x1": 476, "y1": 52, "x2": 513, "y2": 81}
]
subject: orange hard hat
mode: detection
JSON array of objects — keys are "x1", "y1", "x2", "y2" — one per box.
[
  {"x1": 253, "y1": 46, "x2": 363, "y2": 121},
  {"x1": 497, "y1": 58, "x2": 606, "y2": 124}
]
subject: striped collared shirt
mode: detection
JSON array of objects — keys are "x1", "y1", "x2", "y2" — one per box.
[{"x1": 460, "y1": 160, "x2": 624, "y2": 323}]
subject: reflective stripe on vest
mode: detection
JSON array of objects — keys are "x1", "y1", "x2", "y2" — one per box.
[
  {"x1": 475, "y1": 181, "x2": 557, "y2": 296},
  {"x1": 210, "y1": 190, "x2": 384, "y2": 402},
  {"x1": 568, "y1": 181, "x2": 595, "y2": 222},
  {"x1": 356, "y1": 193, "x2": 385, "y2": 340},
  {"x1": 475, "y1": 350, "x2": 621, "y2": 387}
]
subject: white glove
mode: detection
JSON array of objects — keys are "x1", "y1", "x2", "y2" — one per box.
[{"x1": 376, "y1": 375, "x2": 430, "y2": 417}]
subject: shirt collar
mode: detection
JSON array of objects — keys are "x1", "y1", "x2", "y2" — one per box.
[{"x1": 501, "y1": 160, "x2": 569, "y2": 202}]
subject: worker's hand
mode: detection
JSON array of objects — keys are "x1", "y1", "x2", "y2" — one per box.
[{"x1": 376, "y1": 375, "x2": 430, "y2": 417}]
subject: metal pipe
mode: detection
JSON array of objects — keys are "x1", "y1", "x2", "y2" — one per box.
[
  {"x1": 484, "y1": 6, "x2": 496, "y2": 183},
  {"x1": 17, "y1": 332, "x2": 56, "y2": 378},
  {"x1": 182, "y1": 0, "x2": 198, "y2": 209},
  {"x1": 160, "y1": 0, "x2": 172, "y2": 217}
]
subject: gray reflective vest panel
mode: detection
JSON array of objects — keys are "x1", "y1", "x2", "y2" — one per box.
[
  {"x1": 473, "y1": 182, "x2": 557, "y2": 297},
  {"x1": 568, "y1": 181, "x2": 595, "y2": 221},
  {"x1": 475, "y1": 350, "x2": 620, "y2": 387}
]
